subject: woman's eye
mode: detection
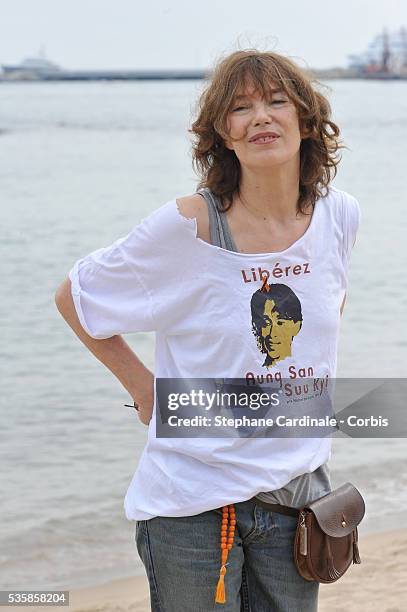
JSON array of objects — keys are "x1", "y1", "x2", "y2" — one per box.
[{"x1": 232, "y1": 100, "x2": 287, "y2": 111}]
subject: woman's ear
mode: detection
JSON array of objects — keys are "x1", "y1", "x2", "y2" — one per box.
[
  {"x1": 214, "y1": 133, "x2": 231, "y2": 151},
  {"x1": 300, "y1": 122, "x2": 313, "y2": 139}
]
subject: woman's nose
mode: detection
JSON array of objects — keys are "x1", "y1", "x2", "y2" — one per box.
[{"x1": 252, "y1": 102, "x2": 273, "y2": 123}]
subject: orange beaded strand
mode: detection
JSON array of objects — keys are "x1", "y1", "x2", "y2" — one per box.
[{"x1": 215, "y1": 503, "x2": 236, "y2": 604}]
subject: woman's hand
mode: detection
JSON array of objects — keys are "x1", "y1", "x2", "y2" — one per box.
[{"x1": 130, "y1": 371, "x2": 155, "y2": 426}]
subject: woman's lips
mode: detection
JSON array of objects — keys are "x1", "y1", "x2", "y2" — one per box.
[{"x1": 251, "y1": 135, "x2": 280, "y2": 144}]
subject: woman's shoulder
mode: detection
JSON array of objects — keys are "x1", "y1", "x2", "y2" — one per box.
[
  {"x1": 319, "y1": 186, "x2": 361, "y2": 235},
  {"x1": 175, "y1": 193, "x2": 211, "y2": 244},
  {"x1": 129, "y1": 193, "x2": 211, "y2": 249},
  {"x1": 324, "y1": 186, "x2": 361, "y2": 259},
  {"x1": 325, "y1": 185, "x2": 361, "y2": 216}
]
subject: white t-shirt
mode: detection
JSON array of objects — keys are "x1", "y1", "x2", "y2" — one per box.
[{"x1": 69, "y1": 185, "x2": 361, "y2": 520}]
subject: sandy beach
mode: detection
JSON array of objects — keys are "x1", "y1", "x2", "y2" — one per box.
[{"x1": 16, "y1": 526, "x2": 406, "y2": 612}]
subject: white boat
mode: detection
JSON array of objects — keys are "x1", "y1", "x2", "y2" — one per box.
[{"x1": 1, "y1": 56, "x2": 61, "y2": 78}]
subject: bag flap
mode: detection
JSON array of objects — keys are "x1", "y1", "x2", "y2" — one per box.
[{"x1": 305, "y1": 482, "x2": 365, "y2": 537}]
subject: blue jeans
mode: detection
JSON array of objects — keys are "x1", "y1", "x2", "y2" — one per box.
[{"x1": 135, "y1": 498, "x2": 319, "y2": 611}]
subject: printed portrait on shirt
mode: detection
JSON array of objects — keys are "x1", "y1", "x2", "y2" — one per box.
[{"x1": 250, "y1": 278, "x2": 303, "y2": 368}]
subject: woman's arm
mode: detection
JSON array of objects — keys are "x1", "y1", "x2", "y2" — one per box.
[{"x1": 54, "y1": 277, "x2": 154, "y2": 426}]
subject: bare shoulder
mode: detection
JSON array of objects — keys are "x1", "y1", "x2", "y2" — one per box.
[{"x1": 175, "y1": 193, "x2": 211, "y2": 244}]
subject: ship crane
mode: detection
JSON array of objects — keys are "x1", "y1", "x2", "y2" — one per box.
[{"x1": 381, "y1": 28, "x2": 391, "y2": 72}]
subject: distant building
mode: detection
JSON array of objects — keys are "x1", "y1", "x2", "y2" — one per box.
[{"x1": 348, "y1": 27, "x2": 407, "y2": 76}]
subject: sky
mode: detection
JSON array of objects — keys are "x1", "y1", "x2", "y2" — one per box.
[{"x1": 0, "y1": 0, "x2": 407, "y2": 71}]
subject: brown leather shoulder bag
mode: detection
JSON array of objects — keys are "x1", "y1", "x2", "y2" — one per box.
[{"x1": 294, "y1": 482, "x2": 365, "y2": 583}]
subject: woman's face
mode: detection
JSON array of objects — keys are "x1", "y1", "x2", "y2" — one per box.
[{"x1": 224, "y1": 81, "x2": 303, "y2": 171}]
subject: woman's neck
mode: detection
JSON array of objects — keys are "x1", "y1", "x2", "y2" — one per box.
[{"x1": 237, "y1": 163, "x2": 301, "y2": 221}]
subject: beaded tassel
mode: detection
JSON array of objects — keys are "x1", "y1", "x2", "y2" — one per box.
[{"x1": 215, "y1": 504, "x2": 236, "y2": 604}]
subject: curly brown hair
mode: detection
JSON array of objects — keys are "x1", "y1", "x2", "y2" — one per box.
[{"x1": 189, "y1": 49, "x2": 346, "y2": 214}]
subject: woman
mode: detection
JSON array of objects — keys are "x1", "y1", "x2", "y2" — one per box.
[{"x1": 55, "y1": 49, "x2": 360, "y2": 611}]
